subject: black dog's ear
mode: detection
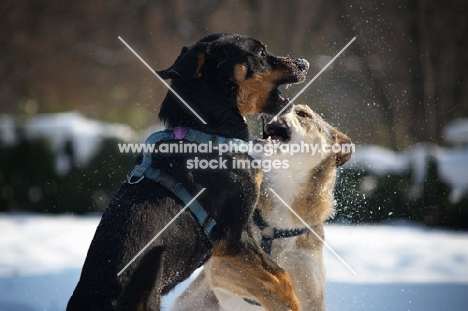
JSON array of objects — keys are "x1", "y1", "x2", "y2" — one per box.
[{"x1": 157, "y1": 43, "x2": 209, "y2": 80}]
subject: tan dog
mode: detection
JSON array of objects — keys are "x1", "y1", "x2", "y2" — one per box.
[{"x1": 172, "y1": 104, "x2": 353, "y2": 311}]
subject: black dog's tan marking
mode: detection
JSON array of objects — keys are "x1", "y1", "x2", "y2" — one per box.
[
  {"x1": 234, "y1": 48, "x2": 308, "y2": 116},
  {"x1": 67, "y1": 33, "x2": 308, "y2": 311},
  {"x1": 235, "y1": 65, "x2": 286, "y2": 115}
]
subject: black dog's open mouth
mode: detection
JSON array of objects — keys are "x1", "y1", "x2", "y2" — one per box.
[
  {"x1": 267, "y1": 58, "x2": 309, "y2": 115},
  {"x1": 262, "y1": 113, "x2": 292, "y2": 142},
  {"x1": 272, "y1": 87, "x2": 291, "y2": 113},
  {"x1": 266, "y1": 83, "x2": 296, "y2": 116}
]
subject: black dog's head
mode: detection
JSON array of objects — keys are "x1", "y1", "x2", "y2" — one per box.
[{"x1": 158, "y1": 33, "x2": 309, "y2": 139}]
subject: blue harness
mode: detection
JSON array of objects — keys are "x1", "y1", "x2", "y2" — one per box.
[
  {"x1": 126, "y1": 127, "x2": 247, "y2": 243},
  {"x1": 127, "y1": 126, "x2": 308, "y2": 307}
]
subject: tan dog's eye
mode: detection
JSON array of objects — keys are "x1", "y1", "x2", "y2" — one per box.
[{"x1": 295, "y1": 109, "x2": 309, "y2": 118}]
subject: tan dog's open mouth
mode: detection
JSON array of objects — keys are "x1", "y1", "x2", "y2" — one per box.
[{"x1": 262, "y1": 112, "x2": 292, "y2": 142}]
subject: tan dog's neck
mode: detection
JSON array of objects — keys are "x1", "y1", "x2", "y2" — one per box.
[
  {"x1": 259, "y1": 155, "x2": 337, "y2": 229},
  {"x1": 292, "y1": 156, "x2": 337, "y2": 225}
]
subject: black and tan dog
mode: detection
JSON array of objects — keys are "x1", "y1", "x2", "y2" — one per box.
[
  {"x1": 67, "y1": 33, "x2": 309, "y2": 311},
  {"x1": 172, "y1": 104, "x2": 352, "y2": 310}
]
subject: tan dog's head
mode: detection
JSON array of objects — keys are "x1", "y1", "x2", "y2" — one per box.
[
  {"x1": 257, "y1": 104, "x2": 353, "y2": 224},
  {"x1": 261, "y1": 104, "x2": 353, "y2": 168}
]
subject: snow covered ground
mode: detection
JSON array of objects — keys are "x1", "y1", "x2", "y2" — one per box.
[{"x1": 1, "y1": 214, "x2": 467, "y2": 311}]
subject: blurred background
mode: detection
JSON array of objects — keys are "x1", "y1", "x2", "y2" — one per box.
[{"x1": 1, "y1": 0, "x2": 468, "y2": 228}]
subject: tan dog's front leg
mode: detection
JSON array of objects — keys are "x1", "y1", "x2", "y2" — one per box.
[{"x1": 207, "y1": 239, "x2": 300, "y2": 311}]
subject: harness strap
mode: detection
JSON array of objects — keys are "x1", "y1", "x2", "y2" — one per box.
[
  {"x1": 181, "y1": 127, "x2": 246, "y2": 147},
  {"x1": 126, "y1": 127, "x2": 247, "y2": 243},
  {"x1": 144, "y1": 167, "x2": 216, "y2": 241}
]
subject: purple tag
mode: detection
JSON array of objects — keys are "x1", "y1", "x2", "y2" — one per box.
[{"x1": 173, "y1": 127, "x2": 187, "y2": 140}]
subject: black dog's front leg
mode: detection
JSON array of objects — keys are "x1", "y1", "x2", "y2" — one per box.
[{"x1": 115, "y1": 246, "x2": 165, "y2": 311}]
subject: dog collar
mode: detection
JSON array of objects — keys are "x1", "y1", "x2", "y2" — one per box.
[
  {"x1": 171, "y1": 126, "x2": 248, "y2": 150},
  {"x1": 252, "y1": 209, "x2": 309, "y2": 255},
  {"x1": 243, "y1": 210, "x2": 309, "y2": 307}
]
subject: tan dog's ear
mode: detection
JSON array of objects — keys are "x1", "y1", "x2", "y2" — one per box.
[
  {"x1": 157, "y1": 44, "x2": 208, "y2": 80},
  {"x1": 331, "y1": 128, "x2": 353, "y2": 167}
]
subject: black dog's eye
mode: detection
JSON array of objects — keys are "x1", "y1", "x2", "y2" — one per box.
[
  {"x1": 295, "y1": 109, "x2": 309, "y2": 118},
  {"x1": 258, "y1": 48, "x2": 267, "y2": 57}
]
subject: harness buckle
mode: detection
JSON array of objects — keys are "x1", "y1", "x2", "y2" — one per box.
[
  {"x1": 172, "y1": 182, "x2": 183, "y2": 193},
  {"x1": 126, "y1": 173, "x2": 145, "y2": 184}
]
